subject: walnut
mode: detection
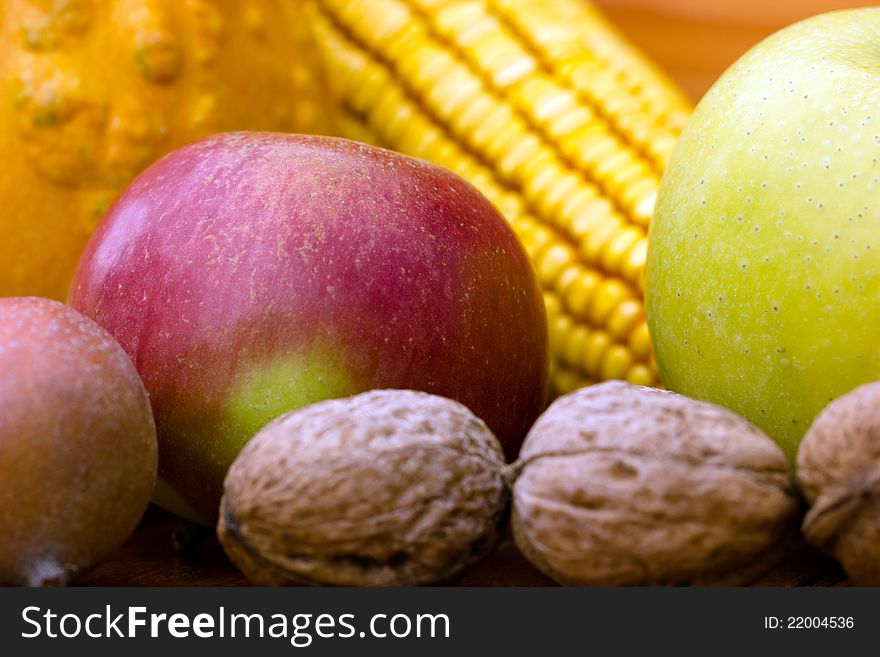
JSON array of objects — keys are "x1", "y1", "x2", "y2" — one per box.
[
  {"x1": 508, "y1": 381, "x2": 802, "y2": 585},
  {"x1": 797, "y1": 382, "x2": 880, "y2": 585},
  {"x1": 217, "y1": 389, "x2": 508, "y2": 586}
]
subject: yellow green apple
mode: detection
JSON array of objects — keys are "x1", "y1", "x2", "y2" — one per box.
[{"x1": 647, "y1": 9, "x2": 880, "y2": 461}]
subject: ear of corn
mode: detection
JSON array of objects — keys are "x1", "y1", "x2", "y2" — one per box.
[{"x1": 304, "y1": 0, "x2": 692, "y2": 394}]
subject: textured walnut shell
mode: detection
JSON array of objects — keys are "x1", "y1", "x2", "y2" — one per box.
[
  {"x1": 218, "y1": 389, "x2": 508, "y2": 586},
  {"x1": 510, "y1": 381, "x2": 802, "y2": 586},
  {"x1": 797, "y1": 382, "x2": 880, "y2": 585}
]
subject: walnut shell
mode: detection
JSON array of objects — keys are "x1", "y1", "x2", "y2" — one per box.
[
  {"x1": 509, "y1": 381, "x2": 802, "y2": 585},
  {"x1": 217, "y1": 389, "x2": 508, "y2": 586},
  {"x1": 797, "y1": 382, "x2": 880, "y2": 585}
]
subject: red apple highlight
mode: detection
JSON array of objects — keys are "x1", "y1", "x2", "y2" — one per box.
[{"x1": 69, "y1": 132, "x2": 548, "y2": 524}]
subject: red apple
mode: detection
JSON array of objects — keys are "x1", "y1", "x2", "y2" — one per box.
[{"x1": 69, "y1": 132, "x2": 548, "y2": 524}]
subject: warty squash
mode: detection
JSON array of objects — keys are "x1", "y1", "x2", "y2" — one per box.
[{"x1": 0, "y1": 0, "x2": 329, "y2": 299}]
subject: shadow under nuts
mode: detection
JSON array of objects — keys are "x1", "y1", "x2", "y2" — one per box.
[
  {"x1": 509, "y1": 381, "x2": 802, "y2": 586},
  {"x1": 217, "y1": 389, "x2": 509, "y2": 586}
]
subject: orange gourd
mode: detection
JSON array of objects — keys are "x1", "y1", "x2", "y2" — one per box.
[{"x1": 0, "y1": 0, "x2": 329, "y2": 299}]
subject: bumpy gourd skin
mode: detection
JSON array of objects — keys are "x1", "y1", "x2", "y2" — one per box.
[{"x1": 0, "y1": 0, "x2": 329, "y2": 299}]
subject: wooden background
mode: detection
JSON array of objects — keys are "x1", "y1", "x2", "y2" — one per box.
[
  {"x1": 80, "y1": 0, "x2": 871, "y2": 587},
  {"x1": 598, "y1": 0, "x2": 877, "y2": 102}
]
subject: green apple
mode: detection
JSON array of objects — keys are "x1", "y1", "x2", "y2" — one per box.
[{"x1": 646, "y1": 9, "x2": 880, "y2": 461}]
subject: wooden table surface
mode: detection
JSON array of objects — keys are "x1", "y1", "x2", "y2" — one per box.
[
  {"x1": 597, "y1": 0, "x2": 878, "y2": 103},
  {"x1": 78, "y1": 1, "x2": 868, "y2": 587},
  {"x1": 77, "y1": 507, "x2": 849, "y2": 587}
]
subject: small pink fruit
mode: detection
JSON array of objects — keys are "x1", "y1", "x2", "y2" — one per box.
[{"x1": 0, "y1": 297, "x2": 157, "y2": 585}]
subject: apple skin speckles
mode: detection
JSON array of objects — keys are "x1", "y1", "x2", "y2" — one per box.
[{"x1": 647, "y1": 8, "x2": 880, "y2": 462}]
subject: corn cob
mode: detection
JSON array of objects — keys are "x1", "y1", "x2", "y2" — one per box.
[{"x1": 304, "y1": 0, "x2": 691, "y2": 394}]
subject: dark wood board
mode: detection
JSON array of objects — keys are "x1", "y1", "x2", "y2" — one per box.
[{"x1": 75, "y1": 507, "x2": 850, "y2": 587}]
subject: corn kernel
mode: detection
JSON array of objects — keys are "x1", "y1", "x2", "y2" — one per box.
[
  {"x1": 626, "y1": 363, "x2": 656, "y2": 387},
  {"x1": 582, "y1": 330, "x2": 612, "y2": 377},
  {"x1": 552, "y1": 366, "x2": 590, "y2": 396},
  {"x1": 549, "y1": 314, "x2": 574, "y2": 357},
  {"x1": 536, "y1": 243, "x2": 575, "y2": 287},
  {"x1": 588, "y1": 278, "x2": 632, "y2": 326},
  {"x1": 606, "y1": 299, "x2": 643, "y2": 341},
  {"x1": 600, "y1": 344, "x2": 634, "y2": 380},
  {"x1": 543, "y1": 290, "x2": 562, "y2": 320},
  {"x1": 628, "y1": 322, "x2": 653, "y2": 361},
  {"x1": 562, "y1": 268, "x2": 600, "y2": 319},
  {"x1": 562, "y1": 323, "x2": 590, "y2": 368}
]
